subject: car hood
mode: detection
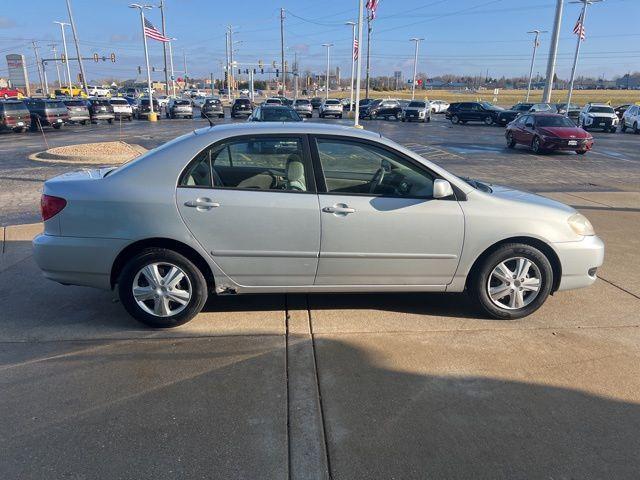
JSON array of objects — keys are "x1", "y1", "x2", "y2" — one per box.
[
  {"x1": 489, "y1": 184, "x2": 574, "y2": 213},
  {"x1": 537, "y1": 126, "x2": 590, "y2": 139}
]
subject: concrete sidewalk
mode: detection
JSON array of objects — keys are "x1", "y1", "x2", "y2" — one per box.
[{"x1": 0, "y1": 191, "x2": 638, "y2": 479}]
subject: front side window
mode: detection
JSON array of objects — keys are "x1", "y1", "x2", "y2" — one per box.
[
  {"x1": 180, "y1": 137, "x2": 311, "y2": 192},
  {"x1": 316, "y1": 138, "x2": 434, "y2": 198}
]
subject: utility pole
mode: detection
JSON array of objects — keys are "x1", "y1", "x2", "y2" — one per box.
[
  {"x1": 542, "y1": 0, "x2": 564, "y2": 102},
  {"x1": 228, "y1": 25, "x2": 234, "y2": 99},
  {"x1": 280, "y1": 8, "x2": 286, "y2": 95},
  {"x1": 54, "y1": 21, "x2": 73, "y2": 95},
  {"x1": 566, "y1": 0, "x2": 602, "y2": 111},
  {"x1": 31, "y1": 41, "x2": 45, "y2": 94},
  {"x1": 346, "y1": 21, "x2": 356, "y2": 111},
  {"x1": 526, "y1": 30, "x2": 546, "y2": 101},
  {"x1": 225, "y1": 30, "x2": 230, "y2": 101},
  {"x1": 365, "y1": 12, "x2": 372, "y2": 99},
  {"x1": 183, "y1": 50, "x2": 188, "y2": 87},
  {"x1": 322, "y1": 43, "x2": 333, "y2": 100},
  {"x1": 410, "y1": 37, "x2": 423, "y2": 100},
  {"x1": 130, "y1": 3, "x2": 155, "y2": 118},
  {"x1": 49, "y1": 44, "x2": 62, "y2": 87},
  {"x1": 168, "y1": 37, "x2": 176, "y2": 97},
  {"x1": 354, "y1": 0, "x2": 364, "y2": 127},
  {"x1": 159, "y1": 0, "x2": 169, "y2": 96},
  {"x1": 293, "y1": 51, "x2": 298, "y2": 100},
  {"x1": 210, "y1": 72, "x2": 214, "y2": 96},
  {"x1": 65, "y1": 0, "x2": 89, "y2": 96}
]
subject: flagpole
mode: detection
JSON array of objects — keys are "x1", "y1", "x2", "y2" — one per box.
[
  {"x1": 130, "y1": 4, "x2": 155, "y2": 118},
  {"x1": 346, "y1": 21, "x2": 356, "y2": 112},
  {"x1": 354, "y1": 0, "x2": 364, "y2": 128},
  {"x1": 566, "y1": 0, "x2": 599, "y2": 113},
  {"x1": 364, "y1": 11, "x2": 371, "y2": 99}
]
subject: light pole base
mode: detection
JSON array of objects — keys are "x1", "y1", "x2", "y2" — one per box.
[
  {"x1": 353, "y1": 124, "x2": 364, "y2": 129},
  {"x1": 148, "y1": 112, "x2": 158, "y2": 122}
]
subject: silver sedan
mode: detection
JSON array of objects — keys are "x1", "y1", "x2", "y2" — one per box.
[{"x1": 33, "y1": 123, "x2": 604, "y2": 327}]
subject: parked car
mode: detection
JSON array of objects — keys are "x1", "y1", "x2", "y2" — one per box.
[
  {"x1": 293, "y1": 98, "x2": 313, "y2": 118},
  {"x1": 0, "y1": 100, "x2": 31, "y2": 132},
  {"x1": 60, "y1": 99, "x2": 89, "y2": 125},
  {"x1": 156, "y1": 95, "x2": 170, "y2": 109},
  {"x1": 401, "y1": 101, "x2": 431, "y2": 123},
  {"x1": 135, "y1": 97, "x2": 160, "y2": 119},
  {"x1": 319, "y1": 98, "x2": 343, "y2": 118},
  {"x1": 87, "y1": 85, "x2": 110, "y2": 97},
  {"x1": 310, "y1": 97, "x2": 323, "y2": 109},
  {"x1": 124, "y1": 96, "x2": 139, "y2": 116},
  {"x1": 248, "y1": 105, "x2": 302, "y2": 122},
  {"x1": 497, "y1": 103, "x2": 534, "y2": 126},
  {"x1": 429, "y1": 100, "x2": 450, "y2": 113},
  {"x1": 25, "y1": 98, "x2": 68, "y2": 130},
  {"x1": 446, "y1": 102, "x2": 503, "y2": 125},
  {"x1": 359, "y1": 99, "x2": 382, "y2": 119},
  {"x1": 505, "y1": 113, "x2": 593, "y2": 154},
  {"x1": 201, "y1": 98, "x2": 224, "y2": 119},
  {"x1": 614, "y1": 104, "x2": 630, "y2": 119},
  {"x1": 264, "y1": 97, "x2": 284, "y2": 106},
  {"x1": 192, "y1": 96, "x2": 208, "y2": 109},
  {"x1": 620, "y1": 104, "x2": 640, "y2": 134},
  {"x1": 33, "y1": 123, "x2": 604, "y2": 327},
  {"x1": 579, "y1": 103, "x2": 619, "y2": 132},
  {"x1": 339, "y1": 98, "x2": 354, "y2": 111},
  {"x1": 86, "y1": 98, "x2": 115, "y2": 124},
  {"x1": 397, "y1": 99, "x2": 410, "y2": 111},
  {"x1": 166, "y1": 98, "x2": 193, "y2": 119},
  {"x1": 529, "y1": 103, "x2": 557, "y2": 113},
  {"x1": 555, "y1": 103, "x2": 581, "y2": 124},
  {"x1": 109, "y1": 97, "x2": 133, "y2": 121},
  {"x1": 231, "y1": 98, "x2": 253, "y2": 118},
  {"x1": 370, "y1": 99, "x2": 403, "y2": 120}
]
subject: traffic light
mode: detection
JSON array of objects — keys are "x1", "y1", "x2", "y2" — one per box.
[
  {"x1": 275, "y1": 69, "x2": 279, "y2": 77},
  {"x1": 60, "y1": 53, "x2": 66, "y2": 64},
  {"x1": 110, "y1": 52, "x2": 116, "y2": 63},
  {"x1": 137, "y1": 66, "x2": 142, "y2": 74},
  {"x1": 272, "y1": 60, "x2": 276, "y2": 69},
  {"x1": 258, "y1": 60, "x2": 263, "y2": 70},
  {"x1": 261, "y1": 68, "x2": 264, "y2": 74},
  {"x1": 93, "y1": 53, "x2": 99, "y2": 62}
]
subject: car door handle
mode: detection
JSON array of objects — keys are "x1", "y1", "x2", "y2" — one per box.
[
  {"x1": 184, "y1": 198, "x2": 220, "y2": 209},
  {"x1": 322, "y1": 205, "x2": 355, "y2": 215}
]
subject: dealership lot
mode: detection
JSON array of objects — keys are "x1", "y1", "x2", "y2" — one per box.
[{"x1": 1, "y1": 113, "x2": 639, "y2": 478}]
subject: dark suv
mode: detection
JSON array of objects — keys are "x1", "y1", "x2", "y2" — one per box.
[
  {"x1": 86, "y1": 98, "x2": 115, "y2": 124},
  {"x1": 0, "y1": 100, "x2": 31, "y2": 133},
  {"x1": 201, "y1": 98, "x2": 224, "y2": 119},
  {"x1": 497, "y1": 103, "x2": 534, "y2": 125},
  {"x1": 25, "y1": 99, "x2": 68, "y2": 130},
  {"x1": 446, "y1": 101, "x2": 503, "y2": 125},
  {"x1": 231, "y1": 98, "x2": 253, "y2": 118},
  {"x1": 63, "y1": 99, "x2": 91, "y2": 125}
]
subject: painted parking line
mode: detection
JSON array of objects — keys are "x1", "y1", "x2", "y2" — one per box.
[
  {"x1": 403, "y1": 142, "x2": 464, "y2": 161},
  {"x1": 590, "y1": 150, "x2": 636, "y2": 163}
]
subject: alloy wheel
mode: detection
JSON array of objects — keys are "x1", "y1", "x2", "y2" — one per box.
[
  {"x1": 486, "y1": 257, "x2": 542, "y2": 310},
  {"x1": 132, "y1": 262, "x2": 192, "y2": 317}
]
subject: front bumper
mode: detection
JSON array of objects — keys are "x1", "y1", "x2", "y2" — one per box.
[
  {"x1": 541, "y1": 137, "x2": 593, "y2": 151},
  {"x1": 33, "y1": 233, "x2": 129, "y2": 290},
  {"x1": 554, "y1": 235, "x2": 605, "y2": 291}
]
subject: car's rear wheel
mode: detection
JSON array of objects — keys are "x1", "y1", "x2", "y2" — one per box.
[
  {"x1": 118, "y1": 248, "x2": 208, "y2": 328},
  {"x1": 470, "y1": 243, "x2": 553, "y2": 319},
  {"x1": 506, "y1": 131, "x2": 516, "y2": 148},
  {"x1": 621, "y1": 123, "x2": 627, "y2": 132},
  {"x1": 483, "y1": 115, "x2": 494, "y2": 125},
  {"x1": 634, "y1": 122, "x2": 639, "y2": 134},
  {"x1": 52, "y1": 123, "x2": 62, "y2": 129}
]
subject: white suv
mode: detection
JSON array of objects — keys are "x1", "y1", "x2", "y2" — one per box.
[
  {"x1": 319, "y1": 98, "x2": 343, "y2": 118},
  {"x1": 620, "y1": 104, "x2": 640, "y2": 134},
  {"x1": 109, "y1": 97, "x2": 133, "y2": 121},
  {"x1": 429, "y1": 100, "x2": 449, "y2": 113},
  {"x1": 579, "y1": 103, "x2": 619, "y2": 133}
]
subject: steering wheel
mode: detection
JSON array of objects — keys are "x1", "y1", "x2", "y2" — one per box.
[{"x1": 369, "y1": 167, "x2": 385, "y2": 194}]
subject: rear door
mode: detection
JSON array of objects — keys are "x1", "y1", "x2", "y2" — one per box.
[
  {"x1": 311, "y1": 136, "x2": 464, "y2": 286},
  {"x1": 176, "y1": 134, "x2": 321, "y2": 287}
]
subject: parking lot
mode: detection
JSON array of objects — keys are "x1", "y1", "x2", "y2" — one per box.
[{"x1": 1, "y1": 110, "x2": 640, "y2": 478}]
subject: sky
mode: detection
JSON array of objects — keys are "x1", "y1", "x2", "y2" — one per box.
[{"x1": 1, "y1": 0, "x2": 639, "y2": 85}]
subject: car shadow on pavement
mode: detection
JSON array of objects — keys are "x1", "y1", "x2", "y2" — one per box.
[{"x1": 315, "y1": 337, "x2": 640, "y2": 479}]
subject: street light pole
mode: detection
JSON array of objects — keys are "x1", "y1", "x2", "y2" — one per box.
[
  {"x1": 168, "y1": 37, "x2": 177, "y2": 97},
  {"x1": 158, "y1": 0, "x2": 169, "y2": 96},
  {"x1": 49, "y1": 44, "x2": 62, "y2": 87},
  {"x1": 566, "y1": 0, "x2": 601, "y2": 112},
  {"x1": 129, "y1": 3, "x2": 155, "y2": 116},
  {"x1": 322, "y1": 43, "x2": 333, "y2": 100},
  {"x1": 525, "y1": 30, "x2": 546, "y2": 102},
  {"x1": 54, "y1": 21, "x2": 73, "y2": 95},
  {"x1": 410, "y1": 37, "x2": 424, "y2": 100},
  {"x1": 346, "y1": 21, "x2": 356, "y2": 111},
  {"x1": 542, "y1": 0, "x2": 564, "y2": 103},
  {"x1": 354, "y1": 0, "x2": 364, "y2": 127}
]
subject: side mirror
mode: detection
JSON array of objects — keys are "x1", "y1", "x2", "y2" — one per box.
[{"x1": 433, "y1": 179, "x2": 454, "y2": 199}]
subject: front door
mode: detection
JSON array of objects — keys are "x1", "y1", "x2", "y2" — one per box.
[
  {"x1": 177, "y1": 135, "x2": 320, "y2": 287},
  {"x1": 312, "y1": 137, "x2": 464, "y2": 286}
]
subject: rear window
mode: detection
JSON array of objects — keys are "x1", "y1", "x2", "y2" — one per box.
[
  {"x1": 261, "y1": 108, "x2": 300, "y2": 121},
  {"x1": 325, "y1": 100, "x2": 340, "y2": 105},
  {"x1": 174, "y1": 100, "x2": 190, "y2": 106},
  {"x1": 265, "y1": 98, "x2": 282, "y2": 104},
  {"x1": 64, "y1": 100, "x2": 86, "y2": 107},
  {"x1": 1, "y1": 102, "x2": 28, "y2": 113},
  {"x1": 92, "y1": 100, "x2": 110, "y2": 106},
  {"x1": 408, "y1": 101, "x2": 425, "y2": 108},
  {"x1": 236, "y1": 99, "x2": 251, "y2": 105},
  {"x1": 110, "y1": 99, "x2": 128, "y2": 105},
  {"x1": 295, "y1": 99, "x2": 310, "y2": 105},
  {"x1": 45, "y1": 101, "x2": 66, "y2": 109}
]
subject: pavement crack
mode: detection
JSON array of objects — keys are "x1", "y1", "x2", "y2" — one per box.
[{"x1": 598, "y1": 275, "x2": 640, "y2": 300}]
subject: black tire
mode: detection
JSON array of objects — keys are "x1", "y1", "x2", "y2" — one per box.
[
  {"x1": 506, "y1": 131, "x2": 516, "y2": 148},
  {"x1": 469, "y1": 243, "x2": 553, "y2": 320},
  {"x1": 52, "y1": 123, "x2": 62, "y2": 130},
  {"x1": 107, "y1": 118, "x2": 113, "y2": 124},
  {"x1": 128, "y1": 116, "x2": 132, "y2": 121},
  {"x1": 401, "y1": 118, "x2": 406, "y2": 122},
  {"x1": 609, "y1": 126, "x2": 616, "y2": 133},
  {"x1": 621, "y1": 123, "x2": 627, "y2": 132},
  {"x1": 118, "y1": 248, "x2": 208, "y2": 328},
  {"x1": 81, "y1": 120, "x2": 87, "y2": 125},
  {"x1": 531, "y1": 136, "x2": 544, "y2": 154},
  {"x1": 634, "y1": 122, "x2": 639, "y2": 134},
  {"x1": 219, "y1": 114, "x2": 224, "y2": 119},
  {"x1": 483, "y1": 115, "x2": 494, "y2": 126},
  {"x1": 576, "y1": 150, "x2": 587, "y2": 155},
  {"x1": 426, "y1": 116, "x2": 431, "y2": 123},
  {"x1": 338, "y1": 114, "x2": 343, "y2": 119},
  {"x1": 451, "y1": 114, "x2": 460, "y2": 124}
]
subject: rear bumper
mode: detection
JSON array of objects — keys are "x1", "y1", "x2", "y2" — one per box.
[
  {"x1": 68, "y1": 114, "x2": 90, "y2": 122},
  {"x1": 113, "y1": 111, "x2": 132, "y2": 118},
  {"x1": 554, "y1": 235, "x2": 605, "y2": 291},
  {"x1": 33, "y1": 233, "x2": 129, "y2": 290},
  {"x1": 91, "y1": 113, "x2": 115, "y2": 120}
]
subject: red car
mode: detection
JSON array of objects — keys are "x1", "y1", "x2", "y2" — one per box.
[{"x1": 505, "y1": 112, "x2": 593, "y2": 155}]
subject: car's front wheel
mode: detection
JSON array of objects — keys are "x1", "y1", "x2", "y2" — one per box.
[
  {"x1": 470, "y1": 243, "x2": 553, "y2": 319},
  {"x1": 483, "y1": 115, "x2": 494, "y2": 125},
  {"x1": 118, "y1": 248, "x2": 208, "y2": 328},
  {"x1": 506, "y1": 131, "x2": 516, "y2": 148},
  {"x1": 451, "y1": 114, "x2": 460, "y2": 124},
  {"x1": 531, "y1": 136, "x2": 544, "y2": 154}
]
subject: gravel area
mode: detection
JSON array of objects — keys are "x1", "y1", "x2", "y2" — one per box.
[{"x1": 30, "y1": 141, "x2": 147, "y2": 164}]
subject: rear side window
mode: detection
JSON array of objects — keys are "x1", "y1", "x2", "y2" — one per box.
[{"x1": 180, "y1": 137, "x2": 312, "y2": 193}]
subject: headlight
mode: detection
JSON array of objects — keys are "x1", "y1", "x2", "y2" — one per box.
[{"x1": 568, "y1": 213, "x2": 595, "y2": 236}]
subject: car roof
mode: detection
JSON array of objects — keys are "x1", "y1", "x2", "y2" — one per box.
[
  {"x1": 529, "y1": 112, "x2": 564, "y2": 117},
  {"x1": 193, "y1": 121, "x2": 382, "y2": 139}
]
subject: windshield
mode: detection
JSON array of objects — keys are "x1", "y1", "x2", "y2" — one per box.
[
  {"x1": 480, "y1": 102, "x2": 495, "y2": 109},
  {"x1": 536, "y1": 116, "x2": 576, "y2": 127},
  {"x1": 589, "y1": 106, "x2": 614, "y2": 114},
  {"x1": 46, "y1": 101, "x2": 66, "y2": 109},
  {"x1": 408, "y1": 101, "x2": 426, "y2": 108},
  {"x1": 64, "y1": 100, "x2": 86, "y2": 107},
  {"x1": 2, "y1": 102, "x2": 28, "y2": 113},
  {"x1": 261, "y1": 108, "x2": 301, "y2": 121},
  {"x1": 513, "y1": 104, "x2": 532, "y2": 111},
  {"x1": 91, "y1": 100, "x2": 110, "y2": 106}
]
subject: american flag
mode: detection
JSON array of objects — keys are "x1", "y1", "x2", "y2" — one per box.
[
  {"x1": 573, "y1": 12, "x2": 586, "y2": 40},
  {"x1": 144, "y1": 18, "x2": 170, "y2": 42},
  {"x1": 366, "y1": 0, "x2": 380, "y2": 20},
  {"x1": 353, "y1": 38, "x2": 359, "y2": 61}
]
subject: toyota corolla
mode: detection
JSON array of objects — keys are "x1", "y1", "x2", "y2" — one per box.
[{"x1": 33, "y1": 123, "x2": 604, "y2": 327}]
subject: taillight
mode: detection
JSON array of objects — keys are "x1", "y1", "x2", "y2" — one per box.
[{"x1": 41, "y1": 194, "x2": 67, "y2": 221}]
